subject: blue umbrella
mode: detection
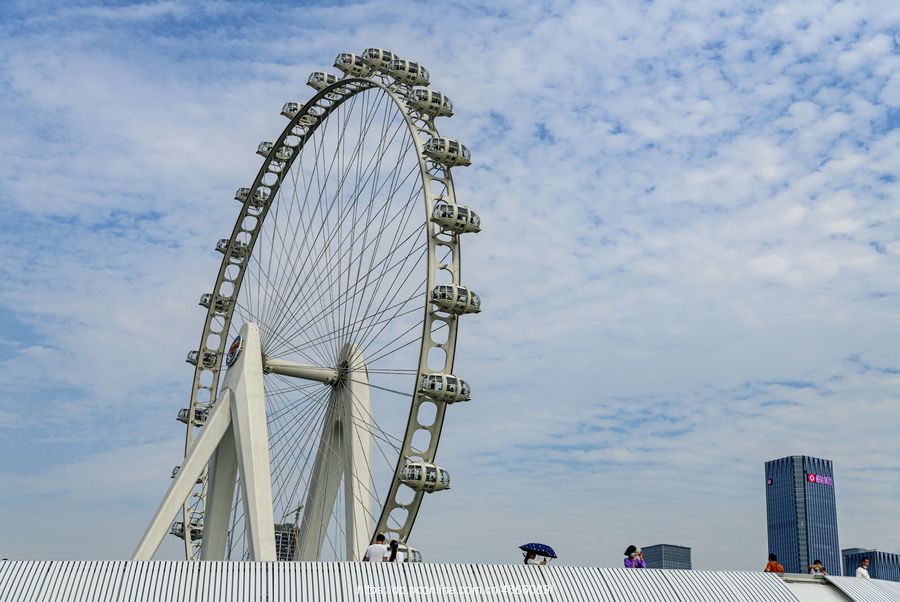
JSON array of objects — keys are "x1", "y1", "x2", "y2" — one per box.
[{"x1": 519, "y1": 543, "x2": 557, "y2": 558}]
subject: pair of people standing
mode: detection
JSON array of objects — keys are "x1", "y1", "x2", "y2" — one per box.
[
  {"x1": 765, "y1": 554, "x2": 832, "y2": 576},
  {"x1": 362, "y1": 534, "x2": 404, "y2": 562},
  {"x1": 623, "y1": 545, "x2": 646, "y2": 568}
]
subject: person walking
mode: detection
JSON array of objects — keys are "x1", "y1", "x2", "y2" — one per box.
[
  {"x1": 386, "y1": 539, "x2": 405, "y2": 562},
  {"x1": 523, "y1": 550, "x2": 548, "y2": 565},
  {"x1": 623, "y1": 545, "x2": 646, "y2": 568},
  {"x1": 807, "y1": 560, "x2": 828, "y2": 575},
  {"x1": 855, "y1": 557, "x2": 870, "y2": 579},
  {"x1": 363, "y1": 534, "x2": 388, "y2": 562},
  {"x1": 764, "y1": 553, "x2": 784, "y2": 573}
]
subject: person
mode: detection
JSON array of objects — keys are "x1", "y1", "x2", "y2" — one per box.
[
  {"x1": 764, "y1": 553, "x2": 784, "y2": 573},
  {"x1": 808, "y1": 560, "x2": 828, "y2": 575},
  {"x1": 623, "y1": 545, "x2": 646, "y2": 568},
  {"x1": 856, "y1": 557, "x2": 870, "y2": 579},
  {"x1": 386, "y1": 539, "x2": 405, "y2": 563},
  {"x1": 523, "y1": 550, "x2": 547, "y2": 565},
  {"x1": 363, "y1": 534, "x2": 388, "y2": 562}
]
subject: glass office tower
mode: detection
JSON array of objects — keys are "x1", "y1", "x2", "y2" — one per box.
[
  {"x1": 765, "y1": 455, "x2": 841, "y2": 575},
  {"x1": 643, "y1": 544, "x2": 692, "y2": 569}
]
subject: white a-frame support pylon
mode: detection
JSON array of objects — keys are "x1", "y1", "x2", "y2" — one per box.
[
  {"x1": 294, "y1": 343, "x2": 373, "y2": 561},
  {"x1": 133, "y1": 322, "x2": 275, "y2": 561}
]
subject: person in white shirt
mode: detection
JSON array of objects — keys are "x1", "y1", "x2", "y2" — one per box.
[
  {"x1": 363, "y1": 534, "x2": 388, "y2": 562},
  {"x1": 386, "y1": 539, "x2": 405, "y2": 562},
  {"x1": 856, "y1": 557, "x2": 870, "y2": 579}
]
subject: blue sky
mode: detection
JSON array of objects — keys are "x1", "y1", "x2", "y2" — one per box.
[{"x1": 1, "y1": 0, "x2": 899, "y2": 570}]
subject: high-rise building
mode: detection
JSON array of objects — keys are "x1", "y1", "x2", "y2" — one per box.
[
  {"x1": 765, "y1": 455, "x2": 841, "y2": 575},
  {"x1": 642, "y1": 544, "x2": 692, "y2": 569},
  {"x1": 842, "y1": 548, "x2": 900, "y2": 582}
]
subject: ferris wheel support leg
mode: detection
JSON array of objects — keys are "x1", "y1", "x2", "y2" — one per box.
[
  {"x1": 294, "y1": 343, "x2": 373, "y2": 561},
  {"x1": 132, "y1": 389, "x2": 234, "y2": 560},
  {"x1": 228, "y1": 323, "x2": 276, "y2": 561},
  {"x1": 199, "y1": 424, "x2": 237, "y2": 560},
  {"x1": 295, "y1": 395, "x2": 345, "y2": 560},
  {"x1": 343, "y1": 344, "x2": 373, "y2": 561}
]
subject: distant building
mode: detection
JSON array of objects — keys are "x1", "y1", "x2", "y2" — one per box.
[
  {"x1": 642, "y1": 544, "x2": 691, "y2": 570},
  {"x1": 765, "y1": 455, "x2": 841, "y2": 575},
  {"x1": 842, "y1": 548, "x2": 900, "y2": 582},
  {"x1": 274, "y1": 523, "x2": 297, "y2": 561}
]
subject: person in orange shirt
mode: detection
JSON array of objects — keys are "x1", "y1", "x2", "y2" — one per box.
[{"x1": 764, "y1": 553, "x2": 785, "y2": 573}]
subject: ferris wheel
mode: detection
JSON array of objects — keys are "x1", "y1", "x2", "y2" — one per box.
[{"x1": 133, "y1": 48, "x2": 482, "y2": 562}]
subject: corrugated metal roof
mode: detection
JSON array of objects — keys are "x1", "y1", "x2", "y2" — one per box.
[
  {"x1": 0, "y1": 561, "x2": 844, "y2": 602},
  {"x1": 825, "y1": 575, "x2": 900, "y2": 602}
]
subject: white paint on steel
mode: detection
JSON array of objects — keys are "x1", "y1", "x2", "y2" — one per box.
[
  {"x1": 198, "y1": 413, "x2": 237, "y2": 559},
  {"x1": 220, "y1": 323, "x2": 276, "y2": 561},
  {"x1": 174, "y1": 59, "x2": 477, "y2": 559},
  {"x1": 6, "y1": 561, "x2": 891, "y2": 601},
  {"x1": 295, "y1": 344, "x2": 373, "y2": 561},
  {"x1": 826, "y1": 575, "x2": 900, "y2": 602},
  {"x1": 132, "y1": 389, "x2": 234, "y2": 560},
  {"x1": 135, "y1": 323, "x2": 276, "y2": 561},
  {"x1": 264, "y1": 358, "x2": 340, "y2": 385}
]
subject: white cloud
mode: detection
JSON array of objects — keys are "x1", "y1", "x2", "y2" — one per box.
[{"x1": 0, "y1": 0, "x2": 899, "y2": 571}]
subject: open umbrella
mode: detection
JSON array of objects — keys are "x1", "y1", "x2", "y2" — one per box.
[{"x1": 519, "y1": 543, "x2": 557, "y2": 558}]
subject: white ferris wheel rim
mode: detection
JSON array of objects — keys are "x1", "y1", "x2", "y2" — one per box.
[{"x1": 177, "y1": 71, "x2": 471, "y2": 561}]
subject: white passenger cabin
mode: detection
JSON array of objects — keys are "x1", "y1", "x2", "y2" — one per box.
[
  {"x1": 419, "y1": 373, "x2": 471, "y2": 403},
  {"x1": 431, "y1": 284, "x2": 481, "y2": 314},
  {"x1": 281, "y1": 102, "x2": 300, "y2": 118},
  {"x1": 334, "y1": 52, "x2": 369, "y2": 77},
  {"x1": 423, "y1": 137, "x2": 472, "y2": 167},
  {"x1": 387, "y1": 59, "x2": 429, "y2": 86},
  {"x1": 407, "y1": 89, "x2": 454, "y2": 117},
  {"x1": 399, "y1": 462, "x2": 450, "y2": 493},
  {"x1": 431, "y1": 201, "x2": 481, "y2": 234},
  {"x1": 307, "y1": 71, "x2": 339, "y2": 91},
  {"x1": 361, "y1": 48, "x2": 396, "y2": 70}
]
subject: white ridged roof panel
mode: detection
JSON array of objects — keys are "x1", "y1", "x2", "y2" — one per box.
[
  {"x1": 7, "y1": 561, "x2": 885, "y2": 602},
  {"x1": 825, "y1": 575, "x2": 900, "y2": 602}
]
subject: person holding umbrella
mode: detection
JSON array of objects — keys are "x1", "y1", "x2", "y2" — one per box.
[{"x1": 519, "y1": 543, "x2": 557, "y2": 565}]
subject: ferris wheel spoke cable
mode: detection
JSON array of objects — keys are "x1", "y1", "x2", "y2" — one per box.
[
  {"x1": 261, "y1": 136, "x2": 421, "y2": 354},
  {"x1": 270, "y1": 91, "x2": 386, "y2": 325},
  {"x1": 264, "y1": 237, "x2": 427, "y2": 360},
  {"x1": 263, "y1": 136, "x2": 421, "y2": 349},
  {"x1": 338, "y1": 104, "x2": 413, "y2": 349},
  {"x1": 269, "y1": 297, "x2": 425, "y2": 362},
  {"x1": 264, "y1": 89, "x2": 369, "y2": 320},
  {"x1": 260, "y1": 137, "x2": 418, "y2": 356},
  {"x1": 261, "y1": 225, "x2": 426, "y2": 360},
  {"x1": 348, "y1": 320, "x2": 425, "y2": 372},
  {"x1": 299, "y1": 92, "x2": 400, "y2": 355},
  {"x1": 342, "y1": 376, "x2": 416, "y2": 399},
  {"x1": 349, "y1": 241, "x2": 451, "y2": 357},
  {"x1": 342, "y1": 175, "x2": 423, "y2": 351},
  {"x1": 264, "y1": 371, "x2": 406, "y2": 539},
  {"x1": 276, "y1": 120, "x2": 416, "y2": 351},
  {"x1": 243, "y1": 398, "x2": 386, "y2": 561},
  {"x1": 347, "y1": 248, "x2": 450, "y2": 367},
  {"x1": 228, "y1": 384, "x2": 333, "y2": 555}
]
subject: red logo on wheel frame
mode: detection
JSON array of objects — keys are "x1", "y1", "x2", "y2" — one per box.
[{"x1": 226, "y1": 335, "x2": 243, "y2": 367}]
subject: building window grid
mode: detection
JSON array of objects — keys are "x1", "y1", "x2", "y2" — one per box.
[{"x1": 843, "y1": 550, "x2": 900, "y2": 582}]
